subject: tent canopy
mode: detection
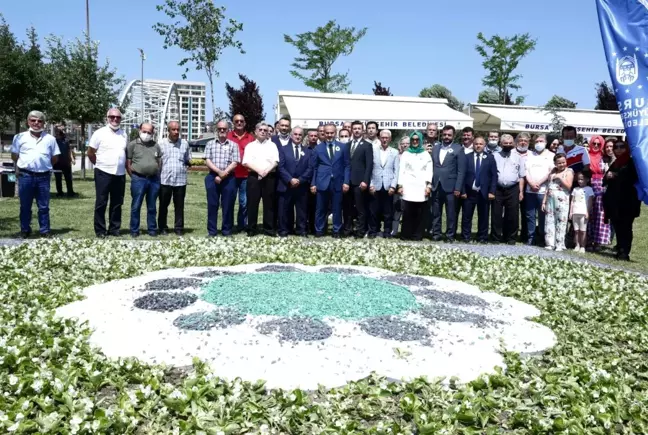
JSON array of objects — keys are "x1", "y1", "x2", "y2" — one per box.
[
  {"x1": 277, "y1": 91, "x2": 474, "y2": 130},
  {"x1": 468, "y1": 103, "x2": 625, "y2": 136}
]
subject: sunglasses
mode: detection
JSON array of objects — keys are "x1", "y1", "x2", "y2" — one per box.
[
  {"x1": 217, "y1": 128, "x2": 227, "y2": 132},
  {"x1": 108, "y1": 116, "x2": 121, "y2": 120},
  {"x1": 28, "y1": 119, "x2": 44, "y2": 124},
  {"x1": 258, "y1": 129, "x2": 268, "y2": 132},
  {"x1": 234, "y1": 119, "x2": 245, "y2": 123}
]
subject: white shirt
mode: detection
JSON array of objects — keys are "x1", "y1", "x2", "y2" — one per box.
[
  {"x1": 242, "y1": 139, "x2": 279, "y2": 175},
  {"x1": 463, "y1": 144, "x2": 474, "y2": 154},
  {"x1": 471, "y1": 152, "x2": 487, "y2": 191},
  {"x1": 571, "y1": 186, "x2": 594, "y2": 215},
  {"x1": 525, "y1": 150, "x2": 555, "y2": 194},
  {"x1": 11, "y1": 131, "x2": 60, "y2": 172},
  {"x1": 370, "y1": 138, "x2": 381, "y2": 147},
  {"x1": 89, "y1": 126, "x2": 128, "y2": 175},
  {"x1": 379, "y1": 146, "x2": 389, "y2": 167},
  {"x1": 439, "y1": 144, "x2": 452, "y2": 165},
  {"x1": 278, "y1": 135, "x2": 290, "y2": 146},
  {"x1": 398, "y1": 151, "x2": 433, "y2": 202}
]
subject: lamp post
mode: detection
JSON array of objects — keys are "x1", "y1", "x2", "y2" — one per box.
[{"x1": 138, "y1": 48, "x2": 145, "y2": 124}]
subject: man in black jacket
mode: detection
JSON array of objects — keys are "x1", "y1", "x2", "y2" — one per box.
[{"x1": 343, "y1": 120, "x2": 374, "y2": 238}]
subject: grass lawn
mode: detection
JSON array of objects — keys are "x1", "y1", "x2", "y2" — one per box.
[{"x1": 1, "y1": 171, "x2": 647, "y2": 274}]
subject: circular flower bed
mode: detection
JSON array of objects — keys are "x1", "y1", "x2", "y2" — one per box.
[{"x1": 1, "y1": 238, "x2": 648, "y2": 433}]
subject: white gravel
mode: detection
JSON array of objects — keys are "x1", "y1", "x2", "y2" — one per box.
[{"x1": 55, "y1": 264, "x2": 556, "y2": 390}]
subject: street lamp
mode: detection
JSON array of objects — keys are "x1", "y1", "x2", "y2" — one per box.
[{"x1": 138, "y1": 48, "x2": 145, "y2": 124}]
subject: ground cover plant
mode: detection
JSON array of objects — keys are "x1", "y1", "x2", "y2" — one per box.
[{"x1": 1, "y1": 237, "x2": 648, "y2": 433}]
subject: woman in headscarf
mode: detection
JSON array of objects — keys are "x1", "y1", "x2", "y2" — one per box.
[
  {"x1": 603, "y1": 140, "x2": 641, "y2": 261},
  {"x1": 586, "y1": 135, "x2": 611, "y2": 250},
  {"x1": 547, "y1": 134, "x2": 561, "y2": 154},
  {"x1": 396, "y1": 131, "x2": 433, "y2": 241}
]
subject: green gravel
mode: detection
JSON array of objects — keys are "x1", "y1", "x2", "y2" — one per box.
[{"x1": 200, "y1": 272, "x2": 419, "y2": 320}]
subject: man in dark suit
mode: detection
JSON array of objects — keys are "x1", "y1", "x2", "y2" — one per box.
[
  {"x1": 461, "y1": 136, "x2": 496, "y2": 243},
  {"x1": 271, "y1": 116, "x2": 292, "y2": 149},
  {"x1": 310, "y1": 123, "x2": 350, "y2": 238},
  {"x1": 343, "y1": 120, "x2": 374, "y2": 238},
  {"x1": 277, "y1": 127, "x2": 313, "y2": 237},
  {"x1": 431, "y1": 125, "x2": 467, "y2": 242}
]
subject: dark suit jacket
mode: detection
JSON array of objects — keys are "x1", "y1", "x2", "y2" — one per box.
[
  {"x1": 277, "y1": 144, "x2": 314, "y2": 193},
  {"x1": 348, "y1": 139, "x2": 373, "y2": 186},
  {"x1": 464, "y1": 152, "x2": 497, "y2": 199},
  {"x1": 271, "y1": 135, "x2": 292, "y2": 149},
  {"x1": 311, "y1": 141, "x2": 351, "y2": 192},
  {"x1": 431, "y1": 143, "x2": 467, "y2": 193}
]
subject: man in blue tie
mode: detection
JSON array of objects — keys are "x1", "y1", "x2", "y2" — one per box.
[
  {"x1": 461, "y1": 136, "x2": 496, "y2": 243},
  {"x1": 310, "y1": 123, "x2": 350, "y2": 238}
]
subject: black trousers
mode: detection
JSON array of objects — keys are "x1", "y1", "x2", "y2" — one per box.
[
  {"x1": 462, "y1": 190, "x2": 489, "y2": 242},
  {"x1": 492, "y1": 184, "x2": 520, "y2": 243},
  {"x1": 307, "y1": 191, "x2": 317, "y2": 235},
  {"x1": 54, "y1": 166, "x2": 74, "y2": 195},
  {"x1": 611, "y1": 216, "x2": 635, "y2": 256},
  {"x1": 401, "y1": 200, "x2": 426, "y2": 241},
  {"x1": 343, "y1": 185, "x2": 369, "y2": 236},
  {"x1": 94, "y1": 169, "x2": 125, "y2": 236},
  {"x1": 247, "y1": 172, "x2": 276, "y2": 235},
  {"x1": 392, "y1": 193, "x2": 403, "y2": 236},
  {"x1": 159, "y1": 184, "x2": 186, "y2": 232},
  {"x1": 432, "y1": 186, "x2": 457, "y2": 239},
  {"x1": 368, "y1": 188, "x2": 394, "y2": 236},
  {"x1": 519, "y1": 196, "x2": 527, "y2": 242}
]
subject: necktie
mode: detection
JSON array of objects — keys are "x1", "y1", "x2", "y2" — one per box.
[
  {"x1": 328, "y1": 143, "x2": 334, "y2": 160},
  {"x1": 295, "y1": 144, "x2": 300, "y2": 160},
  {"x1": 351, "y1": 140, "x2": 357, "y2": 156},
  {"x1": 475, "y1": 153, "x2": 482, "y2": 188}
]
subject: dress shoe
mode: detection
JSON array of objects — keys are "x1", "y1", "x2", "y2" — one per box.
[
  {"x1": 332, "y1": 233, "x2": 341, "y2": 239},
  {"x1": 160, "y1": 230, "x2": 169, "y2": 236},
  {"x1": 40, "y1": 232, "x2": 52, "y2": 239},
  {"x1": 19, "y1": 232, "x2": 31, "y2": 239},
  {"x1": 175, "y1": 231, "x2": 183, "y2": 237},
  {"x1": 432, "y1": 236, "x2": 442, "y2": 242}
]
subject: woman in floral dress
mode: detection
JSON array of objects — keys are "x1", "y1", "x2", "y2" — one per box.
[
  {"x1": 542, "y1": 154, "x2": 574, "y2": 251},
  {"x1": 586, "y1": 135, "x2": 611, "y2": 250}
]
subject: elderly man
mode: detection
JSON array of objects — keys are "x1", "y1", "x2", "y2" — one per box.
[
  {"x1": 368, "y1": 130, "x2": 399, "y2": 238},
  {"x1": 524, "y1": 134, "x2": 555, "y2": 245},
  {"x1": 11, "y1": 110, "x2": 60, "y2": 238},
  {"x1": 243, "y1": 122, "x2": 279, "y2": 237},
  {"x1": 492, "y1": 134, "x2": 526, "y2": 244},
  {"x1": 277, "y1": 127, "x2": 313, "y2": 237},
  {"x1": 158, "y1": 121, "x2": 192, "y2": 236},
  {"x1": 205, "y1": 120, "x2": 240, "y2": 237},
  {"x1": 461, "y1": 136, "x2": 496, "y2": 243},
  {"x1": 311, "y1": 123, "x2": 350, "y2": 238},
  {"x1": 227, "y1": 114, "x2": 255, "y2": 233},
  {"x1": 515, "y1": 132, "x2": 531, "y2": 240},
  {"x1": 88, "y1": 108, "x2": 128, "y2": 238},
  {"x1": 306, "y1": 129, "x2": 319, "y2": 233},
  {"x1": 342, "y1": 121, "x2": 353, "y2": 133},
  {"x1": 53, "y1": 122, "x2": 76, "y2": 197},
  {"x1": 126, "y1": 123, "x2": 161, "y2": 238}
]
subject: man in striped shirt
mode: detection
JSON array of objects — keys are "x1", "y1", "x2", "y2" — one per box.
[{"x1": 561, "y1": 125, "x2": 590, "y2": 174}]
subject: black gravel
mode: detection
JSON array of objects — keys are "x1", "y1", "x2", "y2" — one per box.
[
  {"x1": 257, "y1": 317, "x2": 333, "y2": 342},
  {"x1": 319, "y1": 267, "x2": 361, "y2": 275},
  {"x1": 360, "y1": 317, "x2": 430, "y2": 341},
  {"x1": 133, "y1": 292, "x2": 197, "y2": 312},
  {"x1": 143, "y1": 278, "x2": 203, "y2": 291},
  {"x1": 383, "y1": 274, "x2": 432, "y2": 287},
  {"x1": 192, "y1": 270, "x2": 240, "y2": 279},
  {"x1": 418, "y1": 304, "x2": 489, "y2": 325},
  {"x1": 255, "y1": 265, "x2": 302, "y2": 273},
  {"x1": 173, "y1": 308, "x2": 246, "y2": 331},
  {"x1": 415, "y1": 289, "x2": 488, "y2": 307}
]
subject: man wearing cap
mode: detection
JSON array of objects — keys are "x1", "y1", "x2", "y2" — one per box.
[{"x1": 11, "y1": 110, "x2": 60, "y2": 238}]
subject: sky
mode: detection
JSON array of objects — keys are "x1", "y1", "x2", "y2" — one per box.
[{"x1": 2, "y1": 0, "x2": 610, "y2": 121}]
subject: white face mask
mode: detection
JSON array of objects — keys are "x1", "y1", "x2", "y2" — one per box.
[
  {"x1": 139, "y1": 132, "x2": 153, "y2": 143},
  {"x1": 108, "y1": 123, "x2": 120, "y2": 131},
  {"x1": 339, "y1": 137, "x2": 349, "y2": 144},
  {"x1": 29, "y1": 127, "x2": 44, "y2": 134},
  {"x1": 516, "y1": 145, "x2": 528, "y2": 153},
  {"x1": 487, "y1": 140, "x2": 498, "y2": 149},
  {"x1": 563, "y1": 139, "x2": 575, "y2": 147},
  {"x1": 534, "y1": 142, "x2": 546, "y2": 153}
]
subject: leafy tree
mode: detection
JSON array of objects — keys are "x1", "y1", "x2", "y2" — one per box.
[
  {"x1": 419, "y1": 84, "x2": 464, "y2": 111},
  {"x1": 46, "y1": 35, "x2": 123, "y2": 178},
  {"x1": 595, "y1": 81, "x2": 618, "y2": 110},
  {"x1": 475, "y1": 32, "x2": 536, "y2": 105},
  {"x1": 372, "y1": 81, "x2": 392, "y2": 96},
  {"x1": 477, "y1": 88, "x2": 524, "y2": 105},
  {"x1": 284, "y1": 20, "x2": 367, "y2": 93},
  {"x1": 545, "y1": 95, "x2": 577, "y2": 109},
  {"x1": 153, "y1": 0, "x2": 244, "y2": 122},
  {"x1": 225, "y1": 74, "x2": 265, "y2": 133}
]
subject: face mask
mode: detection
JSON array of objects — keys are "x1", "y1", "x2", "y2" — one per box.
[
  {"x1": 534, "y1": 143, "x2": 546, "y2": 153},
  {"x1": 487, "y1": 141, "x2": 498, "y2": 149},
  {"x1": 563, "y1": 139, "x2": 574, "y2": 147},
  {"x1": 501, "y1": 146, "x2": 513, "y2": 154},
  {"x1": 516, "y1": 145, "x2": 528, "y2": 153},
  {"x1": 29, "y1": 127, "x2": 44, "y2": 134},
  {"x1": 108, "y1": 123, "x2": 120, "y2": 131},
  {"x1": 140, "y1": 132, "x2": 153, "y2": 143},
  {"x1": 339, "y1": 137, "x2": 349, "y2": 144}
]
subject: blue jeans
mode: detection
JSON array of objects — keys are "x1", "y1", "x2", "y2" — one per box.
[
  {"x1": 525, "y1": 192, "x2": 546, "y2": 245},
  {"x1": 235, "y1": 177, "x2": 248, "y2": 232},
  {"x1": 18, "y1": 171, "x2": 51, "y2": 234},
  {"x1": 206, "y1": 173, "x2": 236, "y2": 236},
  {"x1": 130, "y1": 173, "x2": 160, "y2": 235}
]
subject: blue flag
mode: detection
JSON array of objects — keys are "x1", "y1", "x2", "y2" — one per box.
[{"x1": 596, "y1": 0, "x2": 648, "y2": 203}]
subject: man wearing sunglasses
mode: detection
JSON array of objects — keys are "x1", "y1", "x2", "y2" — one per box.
[
  {"x1": 11, "y1": 110, "x2": 60, "y2": 239},
  {"x1": 227, "y1": 114, "x2": 254, "y2": 233},
  {"x1": 88, "y1": 108, "x2": 128, "y2": 238}
]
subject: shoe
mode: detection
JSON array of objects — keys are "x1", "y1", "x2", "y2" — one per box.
[
  {"x1": 160, "y1": 230, "x2": 169, "y2": 236},
  {"x1": 579, "y1": 247, "x2": 586, "y2": 253},
  {"x1": 479, "y1": 239, "x2": 488, "y2": 244},
  {"x1": 507, "y1": 240, "x2": 516, "y2": 245},
  {"x1": 109, "y1": 232, "x2": 121, "y2": 238},
  {"x1": 148, "y1": 232, "x2": 158, "y2": 237},
  {"x1": 462, "y1": 239, "x2": 472, "y2": 244},
  {"x1": 56, "y1": 192, "x2": 65, "y2": 198},
  {"x1": 299, "y1": 233, "x2": 309, "y2": 238},
  {"x1": 445, "y1": 238, "x2": 455, "y2": 243},
  {"x1": 131, "y1": 233, "x2": 139, "y2": 238},
  {"x1": 175, "y1": 231, "x2": 183, "y2": 237},
  {"x1": 19, "y1": 232, "x2": 31, "y2": 239},
  {"x1": 314, "y1": 233, "x2": 324, "y2": 238},
  {"x1": 382, "y1": 233, "x2": 392, "y2": 239},
  {"x1": 545, "y1": 246, "x2": 554, "y2": 250},
  {"x1": 555, "y1": 247, "x2": 565, "y2": 252},
  {"x1": 432, "y1": 236, "x2": 442, "y2": 242},
  {"x1": 67, "y1": 192, "x2": 79, "y2": 198},
  {"x1": 96, "y1": 233, "x2": 107, "y2": 239},
  {"x1": 332, "y1": 233, "x2": 341, "y2": 239},
  {"x1": 40, "y1": 233, "x2": 52, "y2": 239},
  {"x1": 207, "y1": 234, "x2": 217, "y2": 238},
  {"x1": 278, "y1": 233, "x2": 288, "y2": 238},
  {"x1": 367, "y1": 233, "x2": 377, "y2": 239},
  {"x1": 573, "y1": 246, "x2": 580, "y2": 252}
]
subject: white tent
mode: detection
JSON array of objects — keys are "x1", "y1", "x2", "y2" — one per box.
[{"x1": 276, "y1": 91, "x2": 474, "y2": 130}]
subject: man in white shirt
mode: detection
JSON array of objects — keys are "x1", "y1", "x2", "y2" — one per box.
[
  {"x1": 524, "y1": 134, "x2": 554, "y2": 245},
  {"x1": 242, "y1": 122, "x2": 280, "y2": 237},
  {"x1": 88, "y1": 108, "x2": 128, "y2": 238}
]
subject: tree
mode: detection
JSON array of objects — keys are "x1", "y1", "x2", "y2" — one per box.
[
  {"x1": 475, "y1": 32, "x2": 537, "y2": 105},
  {"x1": 225, "y1": 74, "x2": 265, "y2": 133},
  {"x1": 545, "y1": 95, "x2": 577, "y2": 109},
  {"x1": 46, "y1": 35, "x2": 123, "y2": 178},
  {"x1": 595, "y1": 81, "x2": 618, "y2": 110},
  {"x1": 419, "y1": 84, "x2": 464, "y2": 111},
  {"x1": 284, "y1": 20, "x2": 367, "y2": 93},
  {"x1": 153, "y1": 0, "x2": 244, "y2": 123},
  {"x1": 372, "y1": 81, "x2": 392, "y2": 96},
  {"x1": 477, "y1": 88, "x2": 524, "y2": 105}
]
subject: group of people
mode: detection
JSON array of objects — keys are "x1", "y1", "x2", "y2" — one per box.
[{"x1": 9, "y1": 109, "x2": 642, "y2": 260}]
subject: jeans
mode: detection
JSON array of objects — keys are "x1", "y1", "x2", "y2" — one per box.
[
  {"x1": 206, "y1": 173, "x2": 236, "y2": 236},
  {"x1": 235, "y1": 177, "x2": 248, "y2": 232},
  {"x1": 524, "y1": 192, "x2": 545, "y2": 245},
  {"x1": 18, "y1": 171, "x2": 51, "y2": 234},
  {"x1": 130, "y1": 173, "x2": 160, "y2": 235},
  {"x1": 94, "y1": 169, "x2": 125, "y2": 236}
]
